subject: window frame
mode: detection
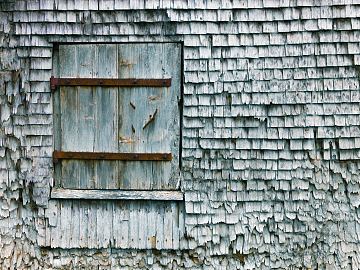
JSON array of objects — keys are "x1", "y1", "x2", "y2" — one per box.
[{"x1": 51, "y1": 42, "x2": 184, "y2": 201}]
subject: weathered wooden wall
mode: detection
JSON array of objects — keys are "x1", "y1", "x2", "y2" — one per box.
[
  {"x1": 46, "y1": 42, "x2": 185, "y2": 250},
  {"x1": 1, "y1": 0, "x2": 360, "y2": 269},
  {"x1": 42, "y1": 200, "x2": 185, "y2": 250},
  {"x1": 53, "y1": 43, "x2": 181, "y2": 191}
]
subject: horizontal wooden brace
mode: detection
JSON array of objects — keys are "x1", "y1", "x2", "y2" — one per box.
[
  {"x1": 51, "y1": 188, "x2": 183, "y2": 201},
  {"x1": 50, "y1": 76, "x2": 171, "y2": 91},
  {"x1": 53, "y1": 151, "x2": 172, "y2": 161}
]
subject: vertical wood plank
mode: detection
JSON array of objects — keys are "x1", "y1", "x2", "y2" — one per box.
[
  {"x1": 171, "y1": 202, "x2": 180, "y2": 249},
  {"x1": 76, "y1": 45, "x2": 96, "y2": 189},
  {"x1": 163, "y1": 202, "x2": 173, "y2": 249},
  {"x1": 94, "y1": 44, "x2": 118, "y2": 189},
  {"x1": 162, "y1": 43, "x2": 182, "y2": 190},
  {"x1": 59, "y1": 45, "x2": 97, "y2": 189},
  {"x1": 69, "y1": 200, "x2": 80, "y2": 247},
  {"x1": 117, "y1": 43, "x2": 181, "y2": 190},
  {"x1": 146, "y1": 203, "x2": 156, "y2": 249},
  {"x1": 138, "y1": 202, "x2": 147, "y2": 248},
  {"x1": 53, "y1": 46, "x2": 62, "y2": 188},
  {"x1": 87, "y1": 200, "x2": 97, "y2": 248},
  {"x1": 118, "y1": 202, "x2": 129, "y2": 248},
  {"x1": 79, "y1": 201, "x2": 89, "y2": 248},
  {"x1": 96, "y1": 202, "x2": 105, "y2": 248},
  {"x1": 128, "y1": 202, "x2": 138, "y2": 249},
  {"x1": 156, "y1": 203, "x2": 164, "y2": 249},
  {"x1": 59, "y1": 45, "x2": 79, "y2": 188},
  {"x1": 112, "y1": 201, "x2": 121, "y2": 247},
  {"x1": 105, "y1": 201, "x2": 113, "y2": 247},
  {"x1": 60, "y1": 201, "x2": 71, "y2": 248}
]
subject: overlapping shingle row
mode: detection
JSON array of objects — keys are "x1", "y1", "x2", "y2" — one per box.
[{"x1": 1, "y1": 0, "x2": 360, "y2": 268}]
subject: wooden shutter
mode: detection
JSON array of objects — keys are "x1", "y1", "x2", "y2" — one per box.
[
  {"x1": 53, "y1": 43, "x2": 181, "y2": 190},
  {"x1": 41, "y1": 43, "x2": 186, "y2": 250}
]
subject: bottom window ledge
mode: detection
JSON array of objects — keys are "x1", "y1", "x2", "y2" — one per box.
[{"x1": 51, "y1": 188, "x2": 183, "y2": 201}]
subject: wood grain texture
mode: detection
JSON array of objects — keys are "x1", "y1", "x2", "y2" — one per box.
[
  {"x1": 49, "y1": 43, "x2": 184, "y2": 250},
  {"x1": 59, "y1": 44, "x2": 81, "y2": 188},
  {"x1": 94, "y1": 44, "x2": 118, "y2": 189},
  {"x1": 117, "y1": 43, "x2": 181, "y2": 190},
  {"x1": 54, "y1": 43, "x2": 181, "y2": 190},
  {"x1": 44, "y1": 200, "x2": 185, "y2": 249},
  {"x1": 51, "y1": 188, "x2": 184, "y2": 201}
]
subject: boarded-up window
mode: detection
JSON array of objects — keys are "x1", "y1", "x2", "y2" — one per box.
[
  {"x1": 40, "y1": 43, "x2": 185, "y2": 250},
  {"x1": 52, "y1": 43, "x2": 181, "y2": 192}
]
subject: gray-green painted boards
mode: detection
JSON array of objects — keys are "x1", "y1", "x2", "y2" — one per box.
[{"x1": 53, "y1": 43, "x2": 181, "y2": 190}]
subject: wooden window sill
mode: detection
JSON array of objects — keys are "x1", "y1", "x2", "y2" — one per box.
[{"x1": 51, "y1": 188, "x2": 183, "y2": 201}]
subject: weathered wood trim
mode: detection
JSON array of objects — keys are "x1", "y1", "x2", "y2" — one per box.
[
  {"x1": 50, "y1": 76, "x2": 171, "y2": 91},
  {"x1": 53, "y1": 151, "x2": 172, "y2": 161},
  {"x1": 51, "y1": 188, "x2": 184, "y2": 201}
]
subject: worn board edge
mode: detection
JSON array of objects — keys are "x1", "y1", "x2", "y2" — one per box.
[{"x1": 51, "y1": 188, "x2": 184, "y2": 201}]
